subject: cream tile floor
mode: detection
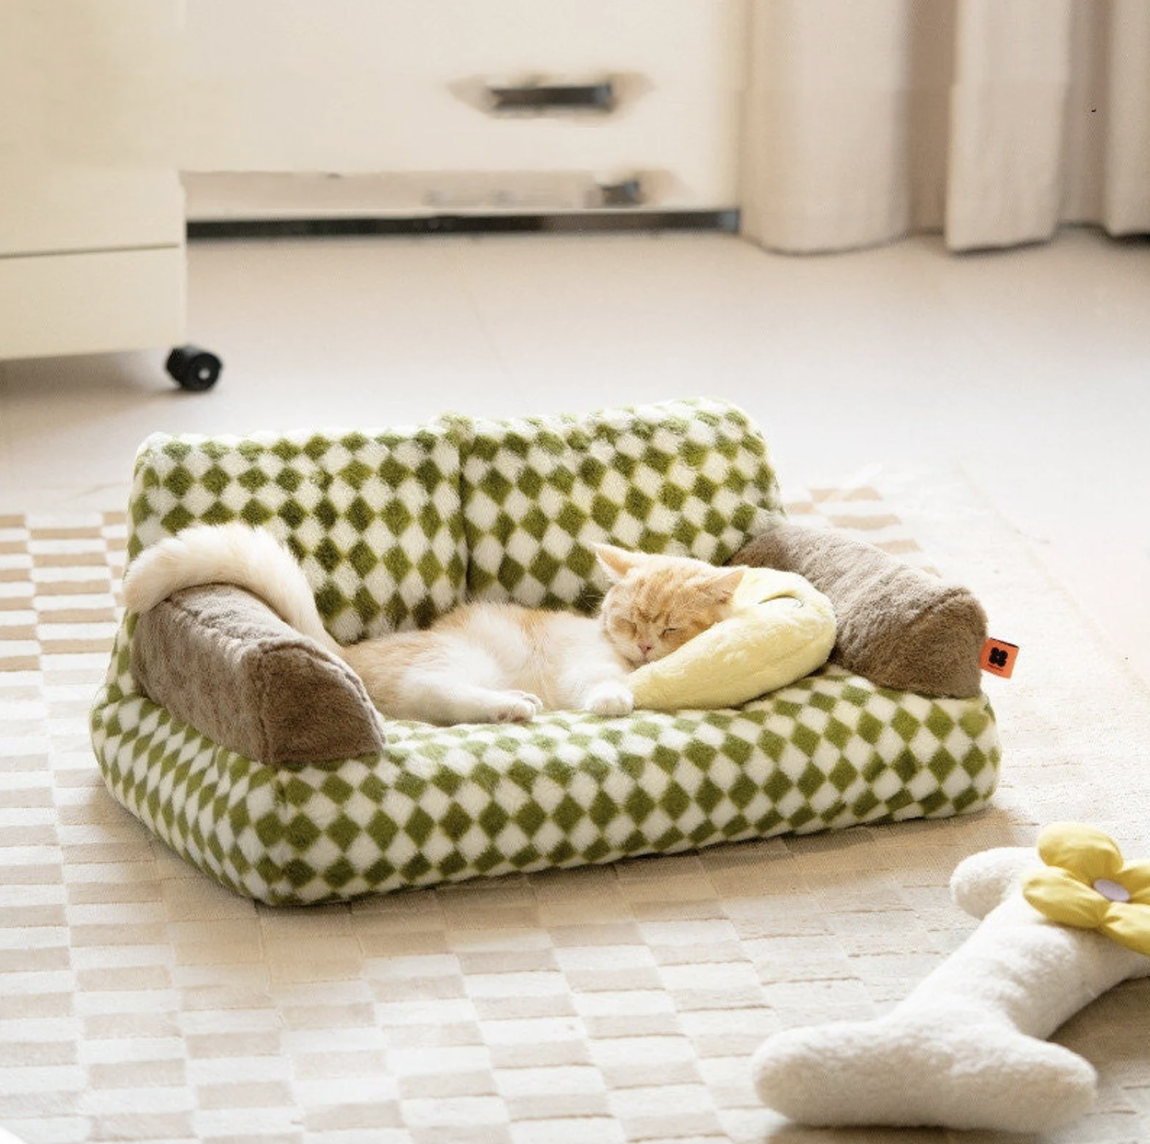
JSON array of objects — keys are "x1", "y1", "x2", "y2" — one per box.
[{"x1": 1, "y1": 225, "x2": 1147, "y2": 685}]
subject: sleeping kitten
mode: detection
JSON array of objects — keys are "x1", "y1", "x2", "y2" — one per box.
[{"x1": 122, "y1": 523, "x2": 745, "y2": 726}]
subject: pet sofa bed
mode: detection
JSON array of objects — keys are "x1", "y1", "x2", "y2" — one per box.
[{"x1": 90, "y1": 398, "x2": 1001, "y2": 905}]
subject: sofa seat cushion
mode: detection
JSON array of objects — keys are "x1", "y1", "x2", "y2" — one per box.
[{"x1": 91, "y1": 622, "x2": 999, "y2": 906}]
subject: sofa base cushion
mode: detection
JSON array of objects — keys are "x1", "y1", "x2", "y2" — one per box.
[{"x1": 92, "y1": 622, "x2": 1000, "y2": 906}]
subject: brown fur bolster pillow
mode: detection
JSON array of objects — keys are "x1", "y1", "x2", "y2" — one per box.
[
  {"x1": 730, "y1": 522, "x2": 988, "y2": 698},
  {"x1": 131, "y1": 585, "x2": 385, "y2": 767}
]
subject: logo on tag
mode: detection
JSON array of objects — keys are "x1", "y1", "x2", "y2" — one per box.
[{"x1": 981, "y1": 638, "x2": 1019, "y2": 679}]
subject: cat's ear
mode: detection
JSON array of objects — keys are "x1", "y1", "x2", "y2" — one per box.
[
  {"x1": 595, "y1": 544, "x2": 644, "y2": 581},
  {"x1": 702, "y1": 566, "x2": 745, "y2": 605}
]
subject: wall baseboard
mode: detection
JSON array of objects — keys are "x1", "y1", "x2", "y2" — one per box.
[{"x1": 187, "y1": 211, "x2": 739, "y2": 240}]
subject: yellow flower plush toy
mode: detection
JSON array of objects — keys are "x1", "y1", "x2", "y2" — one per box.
[{"x1": 1023, "y1": 822, "x2": 1150, "y2": 955}]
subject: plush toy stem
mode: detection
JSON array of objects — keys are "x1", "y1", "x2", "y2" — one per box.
[{"x1": 752, "y1": 849, "x2": 1150, "y2": 1132}]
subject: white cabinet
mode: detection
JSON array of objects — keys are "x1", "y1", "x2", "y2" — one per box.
[
  {"x1": 182, "y1": 0, "x2": 745, "y2": 219},
  {"x1": 0, "y1": 2, "x2": 188, "y2": 362},
  {"x1": 1, "y1": 1, "x2": 743, "y2": 365}
]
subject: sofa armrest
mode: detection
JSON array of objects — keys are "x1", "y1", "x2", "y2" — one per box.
[
  {"x1": 731, "y1": 521, "x2": 988, "y2": 698},
  {"x1": 130, "y1": 584, "x2": 386, "y2": 767}
]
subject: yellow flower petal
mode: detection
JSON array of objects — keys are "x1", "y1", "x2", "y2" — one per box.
[
  {"x1": 1119, "y1": 859, "x2": 1150, "y2": 903},
  {"x1": 1099, "y1": 903, "x2": 1150, "y2": 958},
  {"x1": 1036, "y1": 822, "x2": 1124, "y2": 883},
  {"x1": 1023, "y1": 866, "x2": 1110, "y2": 929}
]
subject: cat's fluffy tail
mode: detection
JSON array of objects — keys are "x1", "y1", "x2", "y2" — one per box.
[{"x1": 122, "y1": 522, "x2": 341, "y2": 655}]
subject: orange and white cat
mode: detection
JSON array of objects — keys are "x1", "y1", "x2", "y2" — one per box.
[{"x1": 123, "y1": 523, "x2": 744, "y2": 725}]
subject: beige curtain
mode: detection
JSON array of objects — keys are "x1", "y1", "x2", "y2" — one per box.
[{"x1": 740, "y1": 0, "x2": 1150, "y2": 252}]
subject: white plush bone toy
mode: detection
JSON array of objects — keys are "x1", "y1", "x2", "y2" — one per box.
[{"x1": 752, "y1": 824, "x2": 1150, "y2": 1133}]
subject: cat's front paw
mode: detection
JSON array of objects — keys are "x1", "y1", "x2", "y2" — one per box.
[
  {"x1": 585, "y1": 681, "x2": 634, "y2": 718},
  {"x1": 491, "y1": 691, "x2": 545, "y2": 724}
]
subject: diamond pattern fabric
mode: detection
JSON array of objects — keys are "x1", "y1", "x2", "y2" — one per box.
[
  {"x1": 127, "y1": 424, "x2": 468, "y2": 643},
  {"x1": 92, "y1": 624, "x2": 999, "y2": 905},
  {"x1": 91, "y1": 399, "x2": 1001, "y2": 905},
  {"x1": 458, "y1": 399, "x2": 783, "y2": 609}
]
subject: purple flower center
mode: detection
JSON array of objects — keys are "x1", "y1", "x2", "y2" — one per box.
[{"x1": 1092, "y1": 878, "x2": 1131, "y2": 903}]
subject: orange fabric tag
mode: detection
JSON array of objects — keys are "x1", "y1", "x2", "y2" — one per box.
[{"x1": 981, "y1": 638, "x2": 1019, "y2": 679}]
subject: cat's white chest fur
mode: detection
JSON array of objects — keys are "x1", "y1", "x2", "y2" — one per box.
[
  {"x1": 455, "y1": 604, "x2": 628, "y2": 714},
  {"x1": 461, "y1": 605, "x2": 550, "y2": 699},
  {"x1": 346, "y1": 599, "x2": 634, "y2": 725}
]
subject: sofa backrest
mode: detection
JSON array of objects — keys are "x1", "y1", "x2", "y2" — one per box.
[
  {"x1": 127, "y1": 424, "x2": 468, "y2": 644},
  {"x1": 458, "y1": 397, "x2": 783, "y2": 611},
  {"x1": 126, "y1": 398, "x2": 782, "y2": 639}
]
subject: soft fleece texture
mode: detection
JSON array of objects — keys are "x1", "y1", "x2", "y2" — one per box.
[
  {"x1": 132, "y1": 567, "x2": 837, "y2": 751},
  {"x1": 94, "y1": 402, "x2": 1000, "y2": 906},
  {"x1": 129, "y1": 524, "x2": 983, "y2": 759},
  {"x1": 628, "y1": 567, "x2": 836, "y2": 710},
  {"x1": 131, "y1": 585, "x2": 385, "y2": 767},
  {"x1": 732, "y1": 520, "x2": 988, "y2": 698},
  {"x1": 751, "y1": 843, "x2": 1150, "y2": 1133}
]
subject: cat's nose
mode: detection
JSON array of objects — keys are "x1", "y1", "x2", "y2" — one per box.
[{"x1": 638, "y1": 641, "x2": 653, "y2": 658}]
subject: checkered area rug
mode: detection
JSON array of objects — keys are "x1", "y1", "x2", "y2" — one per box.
[{"x1": 3, "y1": 484, "x2": 1149, "y2": 1144}]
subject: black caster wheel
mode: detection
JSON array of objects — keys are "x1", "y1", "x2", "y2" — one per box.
[{"x1": 166, "y1": 345, "x2": 222, "y2": 391}]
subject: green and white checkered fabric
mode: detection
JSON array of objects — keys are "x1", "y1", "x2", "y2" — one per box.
[
  {"x1": 127, "y1": 424, "x2": 467, "y2": 642},
  {"x1": 459, "y1": 398, "x2": 783, "y2": 609},
  {"x1": 92, "y1": 621, "x2": 999, "y2": 905},
  {"x1": 91, "y1": 398, "x2": 1002, "y2": 905}
]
